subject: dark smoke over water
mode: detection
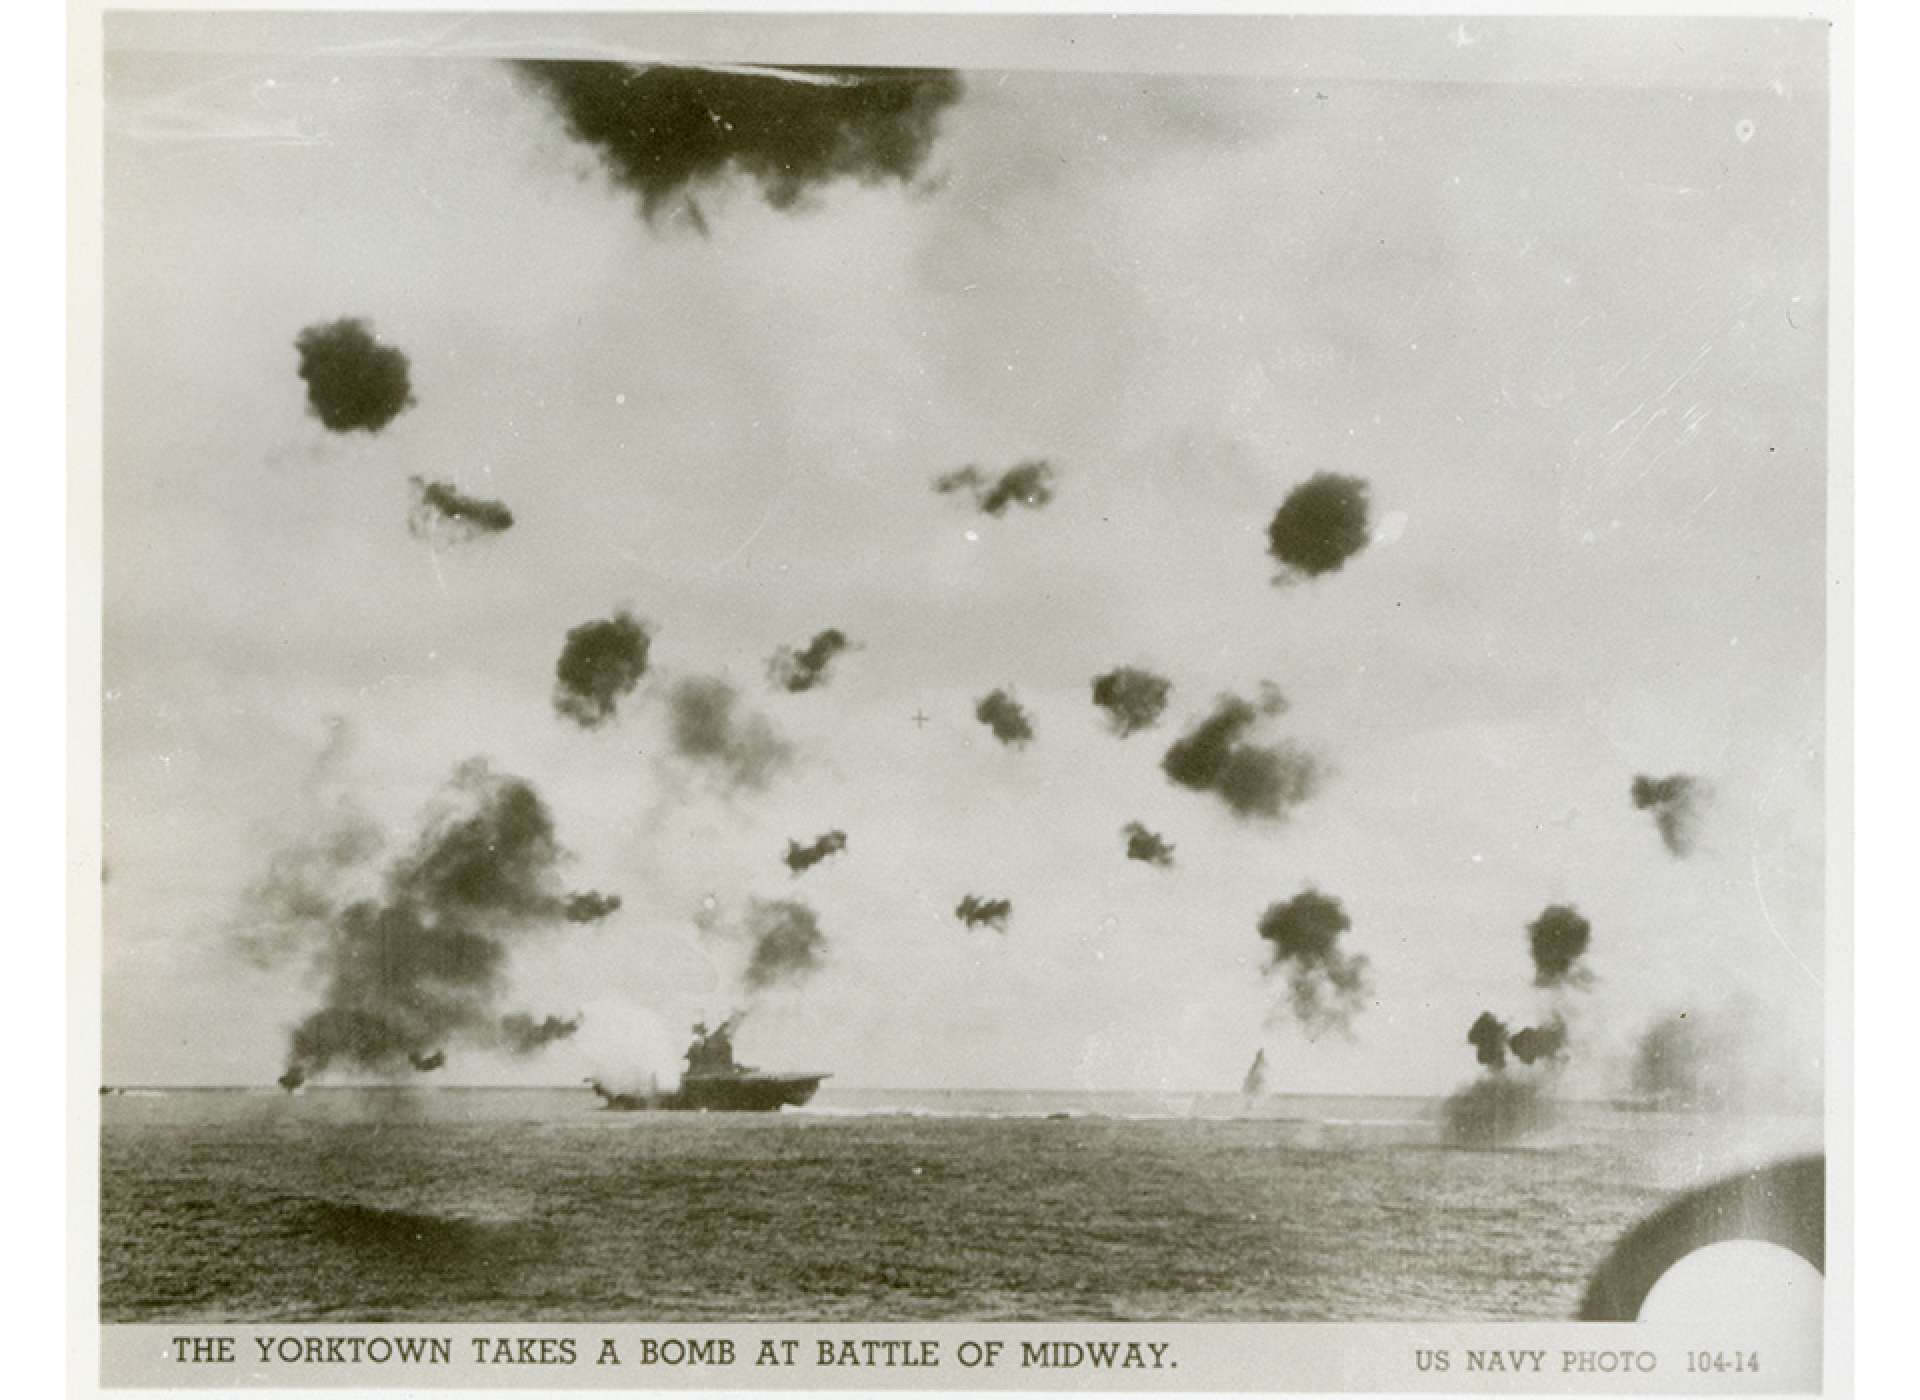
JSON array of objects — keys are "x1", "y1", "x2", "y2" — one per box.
[
  {"x1": 667, "y1": 676, "x2": 794, "y2": 791},
  {"x1": 767, "y1": 629, "x2": 854, "y2": 693},
  {"x1": 974, "y1": 689, "x2": 1034, "y2": 748},
  {"x1": 294, "y1": 318, "x2": 415, "y2": 434},
  {"x1": 1443, "y1": 1072, "x2": 1557, "y2": 1148},
  {"x1": 1161, "y1": 691, "x2": 1320, "y2": 822},
  {"x1": 784, "y1": 830, "x2": 847, "y2": 876},
  {"x1": 1631, "y1": 773, "x2": 1707, "y2": 857},
  {"x1": 1527, "y1": 904, "x2": 1594, "y2": 989},
  {"x1": 955, "y1": 895, "x2": 1012, "y2": 932},
  {"x1": 738, "y1": 899, "x2": 828, "y2": 992},
  {"x1": 1255, "y1": 889, "x2": 1372, "y2": 1035},
  {"x1": 1266, "y1": 473, "x2": 1371, "y2": 581},
  {"x1": 934, "y1": 460, "x2": 1057, "y2": 517},
  {"x1": 513, "y1": 61, "x2": 963, "y2": 225},
  {"x1": 1122, "y1": 822, "x2": 1175, "y2": 868},
  {"x1": 1091, "y1": 667, "x2": 1172, "y2": 738},
  {"x1": 255, "y1": 759, "x2": 613, "y2": 1088},
  {"x1": 409, "y1": 477, "x2": 515, "y2": 541},
  {"x1": 553, "y1": 611, "x2": 651, "y2": 729}
]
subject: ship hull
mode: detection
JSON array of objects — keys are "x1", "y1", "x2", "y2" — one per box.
[{"x1": 591, "y1": 1074, "x2": 827, "y2": 1113}]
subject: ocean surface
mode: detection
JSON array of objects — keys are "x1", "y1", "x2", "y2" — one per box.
[{"x1": 99, "y1": 1087, "x2": 1820, "y2": 1323}]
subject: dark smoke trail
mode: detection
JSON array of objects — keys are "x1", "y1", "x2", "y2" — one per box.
[
  {"x1": 667, "y1": 676, "x2": 794, "y2": 791},
  {"x1": 563, "y1": 891, "x2": 622, "y2": 923},
  {"x1": 974, "y1": 689, "x2": 1035, "y2": 748},
  {"x1": 1255, "y1": 888, "x2": 1372, "y2": 1034},
  {"x1": 409, "y1": 477, "x2": 515, "y2": 541},
  {"x1": 1161, "y1": 692, "x2": 1321, "y2": 821},
  {"x1": 955, "y1": 895, "x2": 1012, "y2": 932},
  {"x1": 294, "y1": 318, "x2": 415, "y2": 434},
  {"x1": 499, "y1": 1012, "x2": 583, "y2": 1053},
  {"x1": 1266, "y1": 472, "x2": 1371, "y2": 580},
  {"x1": 252, "y1": 759, "x2": 614, "y2": 1086},
  {"x1": 934, "y1": 460, "x2": 1057, "y2": 516},
  {"x1": 767, "y1": 628, "x2": 854, "y2": 693},
  {"x1": 1527, "y1": 904, "x2": 1594, "y2": 989},
  {"x1": 1467, "y1": 1011, "x2": 1510, "y2": 1071},
  {"x1": 1122, "y1": 822, "x2": 1175, "y2": 868},
  {"x1": 513, "y1": 61, "x2": 963, "y2": 225},
  {"x1": 738, "y1": 899, "x2": 828, "y2": 991},
  {"x1": 1091, "y1": 666, "x2": 1172, "y2": 737},
  {"x1": 553, "y1": 610, "x2": 651, "y2": 729},
  {"x1": 784, "y1": 830, "x2": 847, "y2": 876},
  {"x1": 1631, "y1": 773, "x2": 1708, "y2": 857}
]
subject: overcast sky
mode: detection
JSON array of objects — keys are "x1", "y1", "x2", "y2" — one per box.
[{"x1": 101, "y1": 15, "x2": 1828, "y2": 1097}]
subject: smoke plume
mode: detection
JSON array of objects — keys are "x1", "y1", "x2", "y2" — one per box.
[
  {"x1": 667, "y1": 676, "x2": 794, "y2": 791},
  {"x1": 974, "y1": 689, "x2": 1035, "y2": 748},
  {"x1": 1631, "y1": 773, "x2": 1708, "y2": 857},
  {"x1": 1161, "y1": 691, "x2": 1321, "y2": 821},
  {"x1": 499, "y1": 1012, "x2": 584, "y2": 1054},
  {"x1": 1266, "y1": 472, "x2": 1371, "y2": 580},
  {"x1": 1091, "y1": 666, "x2": 1172, "y2": 737},
  {"x1": 1255, "y1": 888, "x2": 1372, "y2": 1035},
  {"x1": 1508, "y1": 1015, "x2": 1570, "y2": 1066},
  {"x1": 294, "y1": 317, "x2": 415, "y2": 434},
  {"x1": 257, "y1": 759, "x2": 613, "y2": 1087},
  {"x1": 784, "y1": 830, "x2": 847, "y2": 876},
  {"x1": 409, "y1": 477, "x2": 515, "y2": 541},
  {"x1": 934, "y1": 460, "x2": 1057, "y2": 516},
  {"x1": 553, "y1": 610, "x2": 651, "y2": 729},
  {"x1": 1443, "y1": 1073, "x2": 1556, "y2": 1148},
  {"x1": 1628, "y1": 1005, "x2": 1777, "y2": 1112},
  {"x1": 738, "y1": 899, "x2": 829, "y2": 992},
  {"x1": 1122, "y1": 822, "x2": 1175, "y2": 868},
  {"x1": 955, "y1": 895, "x2": 1012, "y2": 932},
  {"x1": 1467, "y1": 1011, "x2": 1510, "y2": 1071},
  {"x1": 767, "y1": 628, "x2": 854, "y2": 693},
  {"x1": 1527, "y1": 904, "x2": 1594, "y2": 989},
  {"x1": 563, "y1": 891, "x2": 622, "y2": 923},
  {"x1": 514, "y1": 61, "x2": 963, "y2": 225}
]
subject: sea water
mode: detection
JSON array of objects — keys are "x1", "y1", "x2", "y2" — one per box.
[{"x1": 99, "y1": 1087, "x2": 1820, "y2": 1323}]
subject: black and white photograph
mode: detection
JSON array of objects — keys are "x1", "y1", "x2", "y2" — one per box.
[{"x1": 88, "y1": 6, "x2": 1839, "y2": 1382}]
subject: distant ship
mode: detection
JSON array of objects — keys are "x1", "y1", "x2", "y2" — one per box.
[
  {"x1": 1241, "y1": 1049, "x2": 1269, "y2": 1098},
  {"x1": 589, "y1": 1019, "x2": 828, "y2": 1113}
]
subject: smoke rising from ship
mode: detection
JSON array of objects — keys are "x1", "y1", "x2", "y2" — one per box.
[
  {"x1": 1161, "y1": 691, "x2": 1320, "y2": 821},
  {"x1": 552, "y1": 610, "x2": 651, "y2": 729},
  {"x1": 293, "y1": 317, "x2": 415, "y2": 435},
  {"x1": 1091, "y1": 666, "x2": 1172, "y2": 737},
  {"x1": 738, "y1": 899, "x2": 829, "y2": 991},
  {"x1": 1255, "y1": 888, "x2": 1372, "y2": 1035},
  {"x1": 255, "y1": 758, "x2": 614, "y2": 1088},
  {"x1": 512, "y1": 61, "x2": 964, "y2": 227}
]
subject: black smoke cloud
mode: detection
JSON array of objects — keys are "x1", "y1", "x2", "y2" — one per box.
[
  {"x1": 784, "y1": 830, "x2": 847, "y2": 876},
  {"x1": 499, "y1": 1012, "x2": 584, "y2": 1054},
  {"x1": 563, "y1": 891, "x2": 622, "y2": 923},
  {"x1": 1631, "y1": 773, "x2": 1707, "y2": 857},
  {"x1": 409, "y1": 477, "x2": 515, "y2": 541},
  {"x1": 955, "y1": 895, "x2": 1011, "y2": 932},
  {"x1": 1091, "y1": 667, "x2": 1172, "y2": 738},
  {"x1": 514, "y1": 61, "x2": 963, "y2": 224},
  {"x1": 1527, "y1": 904, "x2": 1594, "y2": 989},
  {"x1": 1443, "y1": 1073, "x2": 1556, "y2": 1148},
  {"x1": 974, "y1": 689, "x2": 1035, "y2": 748},
  {"x1": 1266, "y1": 472, "x2": 1371, "y2": 580},
  {"x1": 739, "y1": 899, "x2": 828, "y2": 992},
  {"x1": 1467, "y1": 1011, "x2": 1510, "y2": 1071},
  {"x1": 668, "y1": 676, "x2": 794, "y2": 791},
  {"x1": 1122, "y1": 822, "x2": 1175, "y2": 868},
  {"x1": 553, "y1": 611, "x2": 651, "y2": 729},
  {"x1": 294, "y1": 318, "x2": 415, "y2": 434},
  {"x1": 934, "y1": 460, "x2": 1057, "y2": 517},
  {"x1": 259, "y1": 759, "x2": 613, "y2": 1088},
  {"x1": 1256, "y1": 888, "x2": 1372, "y2": 1035},
  {"x1": 1161, "y1": 691, "x2": 1320, "y2": 822},
  {"x1": 767, "y1": 629, "x2": 854, "y2": 693},
  {"x1": 1508, "y1": 1015, "x2": 1570, "y2": 1066}
]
